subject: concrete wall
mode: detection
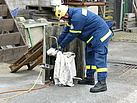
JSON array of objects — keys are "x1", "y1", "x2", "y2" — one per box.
[{"x1": 5, "y1": 0, "x2": 38, "y2": 10}]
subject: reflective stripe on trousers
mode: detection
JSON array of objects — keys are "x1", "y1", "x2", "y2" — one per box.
[{"x1": 85, "y1": 44, "x2": 108, "y2": 81}]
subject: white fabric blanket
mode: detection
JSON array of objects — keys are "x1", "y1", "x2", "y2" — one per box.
[{"x1": 47, "y1": 48, "x2": 76, "y2": 87}]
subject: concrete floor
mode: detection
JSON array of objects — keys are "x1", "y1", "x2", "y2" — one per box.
[{"x1": 0, "y1": 31, "x2": 137, "y2": 103}]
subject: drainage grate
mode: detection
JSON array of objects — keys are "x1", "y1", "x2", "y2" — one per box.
[
  {"x1": 108, "y1": 62, "x2": 137, "y2": 69},
  {"x1": 117, "y1": 64, "x2": 137, "y2": 69},
  {"x1": 121, "y1": 64, "x2": 137, "y2": 69}
]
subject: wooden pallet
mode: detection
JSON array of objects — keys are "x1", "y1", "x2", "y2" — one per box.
[
  {"x1": 123, "y1": 12, "x2": 137, "y2": 31},
  {"x1": 26, "y1": 5, "x2": 54, "y2": 11},
  {"x1": 123, "y1": 21, "x2": 137, "y2": 30},
  {"x1": 126, "y1": 27, "x2": 137, "y2": 33},
  {"x1": 9, "y1": 39, "x2": 43, "y2": 73},
  {"x1": 124, "y1": 13, "x2": 136, "y2": 21}
]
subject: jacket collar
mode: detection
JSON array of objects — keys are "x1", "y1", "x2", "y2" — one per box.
[{"x1": 68, "y1": 7, "x2": 74, "y2": 19}]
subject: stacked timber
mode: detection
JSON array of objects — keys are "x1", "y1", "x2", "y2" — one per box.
[
  {"x1": 25, "y1": 5, "x2": 57, "y2": 22},
  {"x1": 123, "y1": 13, "x2": 137, "y2": 33},
  {"x1": 0, "y1": 0, "x2": 28, "y2": 62}
]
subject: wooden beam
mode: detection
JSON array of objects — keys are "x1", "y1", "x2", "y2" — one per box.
[
  {"x1": 10, "y1": 46, "x2": 42, "y2": 73},
  {"x1": 0, "y1": 45, "x2": 28, "y2": 62},
  {"x1": 0, "y1": 19, "x2": 14, "y2": 31},
  {"x1": 12, "y1": 39, "x2": 43, "y2": 65},
  {"x1": 63, "y1": 2, "x2": 106, "y2": 6},
  {"x1": 0, "y1": 0, "x2": 5, "y2": 4},
  {"x1": 0, "y1": 32, "x2": 21, "y2": 46},
  {"x1": 27, "y1": 55, "x2": 43, "y2": 70},
  {"x1": 0, "y1": 5, "x2": 8, "y2": 16},
  {"x1": 9, "y1": 39, "x2": 43, "y2": 72}
]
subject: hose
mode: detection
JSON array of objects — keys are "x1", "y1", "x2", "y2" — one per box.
[
  {"x1": 0, "y1": 82, "x2": 52, "y2": 94},
  {"x1": 0, "y1": 68, "x2": 53, "y2": 101}
]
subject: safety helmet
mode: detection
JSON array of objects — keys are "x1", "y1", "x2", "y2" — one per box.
[{"x1": 55, "y1": 5, "x2": 68, "y2": 20}]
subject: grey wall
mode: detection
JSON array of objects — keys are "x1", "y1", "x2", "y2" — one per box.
[{"x1": 5, "y1": 0, "x2": 38, "y2": 10}]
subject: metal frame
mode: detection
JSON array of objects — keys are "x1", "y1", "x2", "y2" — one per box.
[
  {"x1": 42, "y1": 35, "x2": 59, "y2": 84},
  {"x1": 113, "y1": 0, "x2": 123, "y2": 31}
]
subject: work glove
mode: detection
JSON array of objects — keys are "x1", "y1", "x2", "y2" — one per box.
[
  {"x1": 47, "y1": 47, "x2": 58, "y2": 56},
  {"x1": 52, "y1": 43, "x2": 63, "y2": 51},
  {"x1": 57, "y1": 46, "x2": 63, "y2": 51}
]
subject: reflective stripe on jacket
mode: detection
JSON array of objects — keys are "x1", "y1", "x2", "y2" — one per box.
[{"x1": 58, "y1": 7, "x2": 112, "y2": 50}]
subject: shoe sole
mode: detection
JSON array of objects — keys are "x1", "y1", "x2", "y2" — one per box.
[
  {"x1": 78, "y1": 83, "x2": 95, "y2": 85},
  {"x1": 90, "y1": 88, "x2": 107, "y2": 93}
]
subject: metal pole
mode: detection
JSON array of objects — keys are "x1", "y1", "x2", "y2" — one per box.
[
  {"x1": 82, "y1": 42, "x2": 86, "y2": 78},
  {"x1": 119, "y1": 0, "x2": 124, "y2": 30},
  {"x1": 41, "y1": 25, "x2": 51, "y2": 84},
  {"x1": 42, "y1": 25, "x2": 46, "y2": 84},
  {"x1": 48, "y1": 36, "x2": 59, "y2": 49},
  {"x1": 133, "y1": 0, "x2": 135, "y2": 4}
]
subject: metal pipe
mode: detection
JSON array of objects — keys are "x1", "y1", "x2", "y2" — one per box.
[
  {"x1": 63, "y1": 2, "x2": 106, "y2": 6},
  {"x1": 119, "y1": 0, "x2": 124, "y2": 30},
  {"x1": 84, "y1": 2, "x2": 106, "y2": 6},
  {"x1": 48, "y1": 36, "x2": 59, "y2": 50},
  {"x1": 42, "y1": 25, "x2": 46, "y2": 84}
]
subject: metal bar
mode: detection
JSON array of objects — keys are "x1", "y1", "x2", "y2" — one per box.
[
  {"x1": 48, "y1": 36, "x2": 59, "y2": 50},
  {"x1": 43, "y1": 25, "x2": 46, "y2": 65},
  {"x1": 42, "y1": 25, "x2": 46, "y2": 84},
  {"x1": 27, "y1": 27, "x2": 34, "y2": 47},
  {"x1": 99, "y1": 6, "x2": 105, "y2": 18},
  {"x1": 120, "y1": 0, "x2": 124, "y2": 30},
  {"x1": 42, "y1": 25, "x2": 51, "y2": 84},
  {"x1": 63, "y1": 2, "x2": 106, "y2": 6}
]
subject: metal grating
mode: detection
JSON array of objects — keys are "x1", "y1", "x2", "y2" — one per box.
[
  {"x1": 123, "y1": 65, "x2": 137, "y2": 69},
  {"x1": 108, "y1": 63, "x2": 137, "y2": 70}
]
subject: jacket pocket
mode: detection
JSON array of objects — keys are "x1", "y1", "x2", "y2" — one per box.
[{"x1": 95, "y1": 44, "x2": 108, "y2": 55}]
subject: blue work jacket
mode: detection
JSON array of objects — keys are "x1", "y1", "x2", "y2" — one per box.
[{"x1": 58, "y1": 7, "x2": 113, "y2": 51}]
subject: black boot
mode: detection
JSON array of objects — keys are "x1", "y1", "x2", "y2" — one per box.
[
  {"x1": 90, "y1": 80, "x2": 107, "y2": 93},
  {"x1": 78, "y1": 75, "x2": 95, "y2": 85}
]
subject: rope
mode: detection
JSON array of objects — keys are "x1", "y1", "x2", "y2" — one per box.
[{"x1": 0, "y1": 68, "x2": 53, "y2": 101}]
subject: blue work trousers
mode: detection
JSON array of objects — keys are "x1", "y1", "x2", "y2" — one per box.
[{"x1": 85, "y1": 44, "x2": 108, "y2": 81}]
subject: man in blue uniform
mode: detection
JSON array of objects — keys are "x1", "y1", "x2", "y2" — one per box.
[{"x1": 55, "y1": 5, "x2": 113, "y2": 93}]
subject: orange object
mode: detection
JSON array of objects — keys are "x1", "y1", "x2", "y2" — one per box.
[{"x1": 63, "y1": 2, "x2": 106, "y2": 6}]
